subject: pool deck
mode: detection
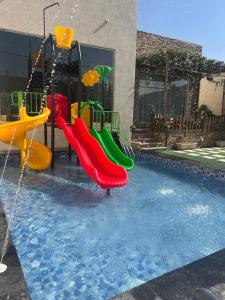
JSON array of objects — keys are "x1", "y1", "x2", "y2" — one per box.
[
  {"x1": 154, "y1": 147, "x2": 225, "y2": 171},
  {"x1": 0, "y1": 201, "x2": 30, "y2": 300},
  {"x1": 111, "y1": 248, "x2": 225, "y2": 300}
]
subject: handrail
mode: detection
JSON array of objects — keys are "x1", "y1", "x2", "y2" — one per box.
[
  {"x1": 10, "y1": 91, "x2": 44, "y2": 115},
  {"x1": 93, "y1": 110, "x2": 119, "y2": 131},
  {"x1": 119, "y1": 121, "x2": 135, "y2": 159},
  {"x1": 80, "y1": 101, "x2": 105, "y2": 118},
  {"x1": 92, "y1": 109, "x2": 135, "y2": 159}
]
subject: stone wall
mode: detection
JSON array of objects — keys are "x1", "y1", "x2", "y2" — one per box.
[{"x1": 137, "y1": 31, "x2": 202, "y2": 56}]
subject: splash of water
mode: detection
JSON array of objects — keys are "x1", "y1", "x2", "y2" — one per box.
[
  {"x1": 187, "y1": 204, "x2": 210, "y2": 216},
  {"x1": 0, "y1": 0, "x2": 81, "y2": 268},
  {"x1": 0, "y1": 125, "x2": 38, "y2": 264},
  {"x1": 40, "y1": 50, "x2": 65, "y2": 110},
  {"x1": 59, "y1": 0, "x2": 81, "y2": 26},
  {"x1": 0, "y1": 126, "x2": 16, "y2": 184},
  {"x1": 23, "y1": 38, "x2": 47, "y2": 109},
  {"x1": 159, "y1": 188, "x2": 175, "y2": 196},
  {"x1": 0, "y1": 45, "x2": 65, "y2": 267},
  {"x1": 0, "y1": 37, "x2": 47, "y2": 185}
]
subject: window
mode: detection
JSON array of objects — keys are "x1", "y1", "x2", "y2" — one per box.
[
  {"x1": 138, "y1": 75, "x2": 164, "y2": 122},
  {"x1": 138, "y1": 74, "x2": 187, "y2": 122},
  {"x1": 0, "y1": 30, "x2": 43, "y2": 118},
  {"x1": 0, "y1": 29, "x2": 114, "y2": 119},
  {"x1": 167, "y1": 77, "x2": 187, "y2": 116}
]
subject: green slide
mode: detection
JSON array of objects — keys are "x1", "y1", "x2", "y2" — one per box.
[{"x1": 91, "y1": 127, "x2": 134, "y2": 171}]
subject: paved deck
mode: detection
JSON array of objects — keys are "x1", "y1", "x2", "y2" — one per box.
[
  {"x1": 157, "y1": 147, "x2": 225, "y2": 170},
  {"x1": 111, "y1": 248, "x2": 225, "y2": 300},
  {"x1": 0, "y1": 201, "x2": 30, "y2": 299}
]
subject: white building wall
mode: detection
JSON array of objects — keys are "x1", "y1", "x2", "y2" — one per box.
[
  {"x1": 199, "y1": 77, "x2": 224, "y2": 115},
  {"x1": 0, "y1": 0, "x2": 137, "y2": 151}
]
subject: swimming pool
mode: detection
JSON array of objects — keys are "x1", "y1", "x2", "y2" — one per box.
[{"x1": 1, "y1": 154, "x2": 225, "y2": 300}]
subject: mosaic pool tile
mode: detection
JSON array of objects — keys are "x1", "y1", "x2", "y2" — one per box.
[
  {"x1": 137, "y1": 150, "x2": 225, "y2": 182},
  {"x1": 1, "y1": 151, "x2": 225, "y2": 300}
]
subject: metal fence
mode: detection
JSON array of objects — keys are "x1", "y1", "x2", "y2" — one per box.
[
  {"x1": 93, "y1": 109, "x2": 120, "y2": 132},
  {"x1": 0, "y1": 82, "x2": 113, "y2": 121},
  {"x1": 0, "y1": 91, "x2": 44, "y2": 121},
  {"x1": 149, "y1": 114, "x2": 225, "y2": 133}
]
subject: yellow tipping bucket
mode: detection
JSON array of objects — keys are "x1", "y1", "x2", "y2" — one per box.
[{"x1": 55, "y1": 26, "x2": 74, "y2": 50}]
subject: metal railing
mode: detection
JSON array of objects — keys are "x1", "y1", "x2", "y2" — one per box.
[
  {"x1": 145, "y1": 114, "x2": 225, "y2": 134},
  {"x1": 93, "y1": 110, "x2": 120, "y2": 132},
  {"x1": 118, "y1": 121, "x2": 135, "y2": 159},
  {"x1": 93, "y1": 109, "x2": 135, "y2": 159},
  {"x1": 11, "y1": 91, "x2": 44, "y2": 116}
]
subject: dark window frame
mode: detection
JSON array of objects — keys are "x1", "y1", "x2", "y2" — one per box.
[{"x1": 0, "y1": 28, "x2": 115, "y2": 116}]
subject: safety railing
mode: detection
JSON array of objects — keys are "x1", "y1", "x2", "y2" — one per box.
[
  {"x1": 93, "y1": 110, "x2": 120, "y2": 132},
  {"x1": 93, "y1": 109, "x2": 135, "y2": 159},
  {"x1": 118, "y1": 121, "x2": 135, "y2": 159},
  {"x1": 11, "y1": 91, "x2": 44, "y2": 116}
]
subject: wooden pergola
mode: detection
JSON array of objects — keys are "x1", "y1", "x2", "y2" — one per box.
[{"x1": 136, "y1": 49, "x2": 225, "y2": 116}]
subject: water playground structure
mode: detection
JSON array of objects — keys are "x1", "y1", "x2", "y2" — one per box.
[
  {"x1": 0, "y1": 24, "x2": 134, "y2": 192},
  {"x1": 0, "y1": 8, "x2": 135, "y2": 272}
]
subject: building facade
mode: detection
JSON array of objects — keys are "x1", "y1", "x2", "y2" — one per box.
[
  {"x1": 199, "y1": 76, "x2": 225, "y2": 115},
  {"x1": 0, "y1": 0, "x2": 137, "y2": 151}
]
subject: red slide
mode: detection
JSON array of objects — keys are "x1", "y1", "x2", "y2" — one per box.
[{"x1": 56, "y1": 116, "x2": 128, "y2": 189}]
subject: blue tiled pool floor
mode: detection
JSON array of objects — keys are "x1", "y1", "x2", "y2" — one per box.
[{"x1": 1, "y1": 155, "x2": 225, "y2": 299}]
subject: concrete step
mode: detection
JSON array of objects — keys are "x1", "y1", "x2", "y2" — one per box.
[
  {"x1": 132, "y1": 133, "x2": 152, "y2": 140},
  {"x1": 133, "y1": 127, "x2": 150, "y2": 132},
  {"x1": 131, "y1": 141, "x2": 150, "y2": 150},
  {"x1": 140, "y1": 146, "x2": 168, "y2": 151},
  {"x1": 132, "y1": 141, "x2": 165, "y2": 150},
  {"x1": 132, "y1": 137, "x2": 162, "y2": 143}
]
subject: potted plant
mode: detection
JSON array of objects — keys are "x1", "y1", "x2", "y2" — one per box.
[{"x1": 175, "y1": 133, "x2": 198, "y2": 150}]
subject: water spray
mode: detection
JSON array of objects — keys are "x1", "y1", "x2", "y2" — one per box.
[{"x1": 0, "y1": 0, "x2": 79, "y2": 274}]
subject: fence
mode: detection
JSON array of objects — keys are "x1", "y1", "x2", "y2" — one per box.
[
  {"x1": 93, "y1": 110, "x2": 120, "y2": 132},
  {"x1": 0, "y1": 82, "x2": 113, "y2": 121},
  {"x1": 149, "y1": 114, "x2": 225, "y2": 134}
]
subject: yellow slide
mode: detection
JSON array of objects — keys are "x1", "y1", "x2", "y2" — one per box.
[
  {"x1": 0, "y1": 106, "x2": 52, "y2": 170},
  {"x1": 71, "y1": 102, "x2": 90, "y2": 127}
]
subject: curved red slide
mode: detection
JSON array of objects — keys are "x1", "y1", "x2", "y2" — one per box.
[{"x1": 56, "y1": 116, "x2": 128, "y2": 189}]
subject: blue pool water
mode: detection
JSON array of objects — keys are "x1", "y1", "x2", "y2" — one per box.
[{"x1": 1, "y1": 154, "x2": 225, "y2": 300}]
